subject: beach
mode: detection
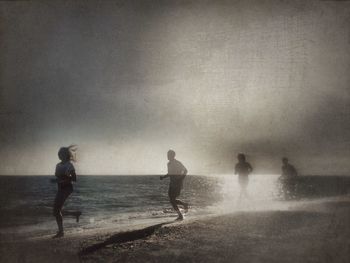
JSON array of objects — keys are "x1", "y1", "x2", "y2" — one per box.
[
  {"x1": 1, "y1": 195, "x2": 349, "y2": 263},
  {"x1": 2, "y1": 1, "x2": 350, "y2": 262}
]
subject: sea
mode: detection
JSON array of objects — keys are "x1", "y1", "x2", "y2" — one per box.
[{"x1": 0, "y1": 174, "x2": 349, "y2": 239}]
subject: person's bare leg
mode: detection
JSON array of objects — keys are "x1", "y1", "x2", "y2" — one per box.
[
  {"x1": 53, "y1": 194, "x2": 64, "y2": 238},
  {"x1": 53, "y1": 210, "x2": 64, "y2": 238},
  {"x1": 63, "y1": 211, "x2": 82, "y2": 222},
  {"x1": 175, "y1": 200, "x2": 189, "y2": 213},
  {"x1": 170, "y1": 197, "x2": 183, "y2": 220},
  {"x1": 238, "y1": 189, "x2": 243, "y2": 203},
  {"x1": 243, "y1": 187, "x2": 250, "y2": 200},
  {"x1": 52, "y1": 189, "x2": 72, "y2": 238}
]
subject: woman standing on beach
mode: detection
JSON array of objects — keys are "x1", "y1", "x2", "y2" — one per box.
[
  {"x1": 234, "y1": 153, "x2": 253, "y2": 201},
  {"x1": 53, "y1": 145, "x2": 80, "y2": 238}
]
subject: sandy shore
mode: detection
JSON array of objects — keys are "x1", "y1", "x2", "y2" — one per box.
[{"x1": 1, "y1": 196, "x2": 349, "y2": 263}]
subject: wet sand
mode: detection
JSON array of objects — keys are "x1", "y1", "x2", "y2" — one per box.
[{"x1": 1, "y1": 196, "x2": 349, "y2": 263}]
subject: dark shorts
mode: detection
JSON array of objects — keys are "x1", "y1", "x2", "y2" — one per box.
[
  {"x1": 53, "y1": 185, "x2": 73, "y2": 215},
  {"x1": 168, "y1": 184, "x2": 182, "y2": 199},
  {"x1": 238, "y1": 175, "x2": 249, "y2": 188}
]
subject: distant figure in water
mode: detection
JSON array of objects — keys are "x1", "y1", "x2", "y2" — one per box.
[
  {"x1": 234, "y1": 153, "x2": 253, "y2": 200},
  {"x1": 280, "y1": 157, "x2": 298, "y2": 199},
  {"x1": 160, "y1": 150, "x2": 189, "y2": 220},
  {"x1": 53, "y1": 145, "x2": 81, "y2": 238}
]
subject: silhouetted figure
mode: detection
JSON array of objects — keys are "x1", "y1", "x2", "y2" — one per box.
[
  {"x1": 160, "y1": 150, "x2": 189, "y2": 220},
  {"x1": 280, "y1": 157, "x2": 298, "y2": 199},
  {"x1": 52, "y1": 145, "x2": 81, "y2": 238},
  {"x1": 234, "y1": 153, "x2": 253, "y2": 200}
]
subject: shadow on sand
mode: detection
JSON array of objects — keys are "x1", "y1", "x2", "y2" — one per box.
[{"x1": 79, "y1": 221, "x2": 174, "y2": 256}]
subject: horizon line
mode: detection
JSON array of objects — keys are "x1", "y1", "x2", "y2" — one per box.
[{"x1": 0, "y1": 174, "x2": 349, "y2": 177}]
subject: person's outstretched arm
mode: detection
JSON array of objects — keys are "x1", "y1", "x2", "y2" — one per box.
[
  {"x1": 181, "y1": 162, "x2": 188, "y2": 175},
  {"x1": 180, "y1": 163, "x2": 188, "y2": 179},
  {"x1": 160, "y1": 174, "x2": 170, "y2": 180}
]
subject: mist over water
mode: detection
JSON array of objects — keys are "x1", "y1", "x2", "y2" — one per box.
[{"x1": 217, "y1": 174, "x2": 282, "y2": 213}]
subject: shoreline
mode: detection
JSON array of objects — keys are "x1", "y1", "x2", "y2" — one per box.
[{"x1": 1, "y1": 195, "x2": 349, "y2": 262}]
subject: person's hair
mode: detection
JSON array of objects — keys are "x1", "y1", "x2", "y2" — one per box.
[
  {"x1": 58, "y1": 145, "x2": 77, "y2": 162},
  {"x1": 237, "y1": 153, "x2": 246, "y2": 161},
  {"x1": 282, "y1": 157, "x2": 288, "y2": 163},
  {"x1": 167, "y1": 149, "x2": 176, "y2": 159}
]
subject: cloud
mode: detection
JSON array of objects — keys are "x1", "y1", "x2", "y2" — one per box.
[{"x1": 0, "y1": 0, "x2": 349, "y2": 175}]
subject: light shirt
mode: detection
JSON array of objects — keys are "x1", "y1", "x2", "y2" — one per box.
[{"x1": 167, "y1": 159, "x2": 187, "y2": 186}]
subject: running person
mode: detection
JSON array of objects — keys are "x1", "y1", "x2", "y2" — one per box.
[
  {"x1": 160, "y1": 150, "x2": 189, "y2": 220},
  {"x1": 234, "y1": 153, "x2": 253, "y2": 200},
  {"x1": 53, "y1": 145, "x2": 80, "y2": 238},
  {"x1": 281, "y1": 157, "x2": 298, "y2": 178},
  {"x1": 280, "y1": 157, "x2": 298, "y2": 199}
]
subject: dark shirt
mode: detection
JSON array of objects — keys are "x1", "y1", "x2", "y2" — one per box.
[
  {"x1": 235, "y1": 162, "x2": 253, "y2": 176},
  {"x1": 55, "y1": 161, "x2": 76, "y2": 189},
  {"x1": 282, "y1": 164, "x2": 297, "y2": 178}
]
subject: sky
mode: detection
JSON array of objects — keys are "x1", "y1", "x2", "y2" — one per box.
[{"x1": 0, "y1": 0, "x2": 349, "y2": 175}]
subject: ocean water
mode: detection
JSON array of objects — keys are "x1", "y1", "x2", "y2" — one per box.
[{"x1": 0, "y1": 174, "x2": 349, "y2": 238}]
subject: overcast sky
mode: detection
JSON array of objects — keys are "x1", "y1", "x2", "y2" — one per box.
[{"x1": 0, "y1": 0, "x2": 349, "y2": 175}]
